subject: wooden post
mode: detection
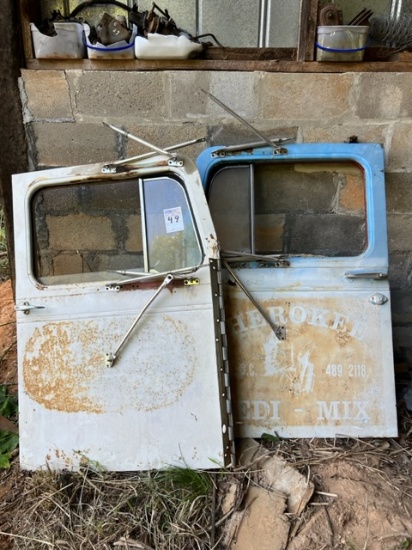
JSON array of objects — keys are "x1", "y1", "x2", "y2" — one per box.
[
  {"x1": 297, "y1": 0, "x2": 318, "y2": 62},
  {"x1": 0, "y1": 0, "x2": 30, "y2": 293},
  {"x1": 19, "y1": 0, "x2": 40, "y2": 60}
]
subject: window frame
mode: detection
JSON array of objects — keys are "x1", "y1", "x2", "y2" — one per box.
[
  {"x1": 206, "y1": 159, "x2": 368, "y2": 259},
  {"x1": 30, "y1": 172, "x2": 205, "y2": 287}
]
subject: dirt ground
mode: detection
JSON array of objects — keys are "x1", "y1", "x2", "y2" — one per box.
[{"x1": 0, "y1": 277, "x2": 411, "y2": 549}]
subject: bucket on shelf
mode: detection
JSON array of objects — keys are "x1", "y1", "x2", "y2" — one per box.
[
  {"x1": 30, "y1": 22, "x2": 85, "y2": 59},
  {"x1": 134, "y1": 34, "x2": 203, "y2": 59},
  {"x1": 316, "y1": 25, "x2": 369, "y2": 62},
  {"x1": 83, "y1": 23, "x2": 137, "y2": 59}
]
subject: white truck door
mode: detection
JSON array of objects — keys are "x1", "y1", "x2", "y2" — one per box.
[{"x1": 13, "y1": 154, "x2": 234, "y2": 470}]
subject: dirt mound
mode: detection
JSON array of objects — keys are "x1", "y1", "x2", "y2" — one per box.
[
  {"x1": 0, "y1": 279, "x2": 16, "y2": 386},
  {"x1": 289, "y1": 456, "x2": 412, "y2": 549}
]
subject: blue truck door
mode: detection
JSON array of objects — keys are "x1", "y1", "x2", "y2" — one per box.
[{"x1": 198, "y1": 143, "x2": 397, "y2": 438}]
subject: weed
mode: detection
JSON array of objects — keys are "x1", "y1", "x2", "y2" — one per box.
[
  {"x1": 261, "y1": 432, "x2": 281, "y2": 443},
  {"x1": 0, "y1": 432, "x2": 18, "y2": 468},
  {"x1": 155, "y1": 466, "x2": 213, "y2": 500},
  {"x1": 0, "y1": 207, "x2": 9, "y2": 279},
  {"x1": 389, "y1": 539, "x2": 412, "y2": 550},
  {"x1": 0, "y1": 385, "x2": 18, "y2": 468},
  {"x1": 0, "y1": 209, "x2": 6, "y2": 252},
  {"x1": 0, "y1": 385, "x2": 17, "y2": 418}
]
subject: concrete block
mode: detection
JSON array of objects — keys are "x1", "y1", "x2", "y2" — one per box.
[
  {"x1": 67, "y1": 71, "x2": 169, "y2": 120},
  {"x1": 355, "y1": 74, "x2": 403, "y2": 120},
  {"x1": 123, "y1": 122, "x2": 207, "y2": 160},
  {"x1": 387, "y1": 214, "x2": 412, "y2": 253},
  {"x1": 208, "y1": 124, "x2": 298, "y2": 146},
  {"x1": 125, "y1": 215, "x2": 143, "y2": 252},
  {"x1": 356, "y1": 73, "x2": 412, "y2": 120},
  {"x1": 20, "y1": 69, "x2": 73, "y2": 121},
  {"x1": 52, "y1": 253, "x2": 84, "y2": 276},
  {"x1": 256, "y1": 169, "x2": 336, "y2": 213},
  {"x1": 99, "y1": 252, "x2": 144, "y2": 271},
  {"x1": 302, "y1": 124, "x2": 387, "y2": 145},
  {"x1": 170, "y1": 72, "x2": 258, "y2": 120},
  {"x1": 255, "y1": 214, "x2": 285, "y2": 253},
  {"x1": 80, "y1": 180, "x2": 140, "y2": 210},
  {"x1": 260, "y1": 74, "x2": 354, "y2": 120},
  {"x1": 41, "y1": 185, "x2": 80, "y2": 214},
  {"x1": 386, "y1": 172, "x2": 412, "y2": 213},
  {"x1": 47, "y1": 213, "x2": 115, "y2": 250},
  {"x1": 287, "y1": 213, "x2": 365, "y2": 256},
  {"x1": 338, "y1": 173, "x2": 365, "y2": 213},
  {"x1": 30, "y1": 122, "x2": 117, "y2": 166},
  {"x1": 209, "y1": 72, "x2": 260, "y2": 119},
  {"x1": 389, "y1": 253, "x2": 412, "y2": 290},
  {"x1": 387, "y1": 123, "x2": 412, "y2": 171},
  {"x1": 168, "y1": 72, "x2": 211, "y2": 120}
]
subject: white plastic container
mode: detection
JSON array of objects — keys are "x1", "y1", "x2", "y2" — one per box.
[
  {"x1": 84, "y1": 23, "x2": 137, "y2": 59},
  {"x1": 30, "y1": 22, "x2": 85, "y2": 59},
  {"x1": 316, "y1": 26, "x2": 369, "y2": 62},
  {"x1": 135, "y1": 33, "x2": 203, "y2": 59}
]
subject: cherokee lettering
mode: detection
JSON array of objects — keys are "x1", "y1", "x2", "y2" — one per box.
[{"x1": 230, "y1": 304, "x2": 365, "y2": 341}]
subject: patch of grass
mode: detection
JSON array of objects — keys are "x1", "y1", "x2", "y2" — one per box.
[
  {"x1": 156, "y1": 466, "x2": 214, "y2": 500},
  {"x1": 9, "y1": 465, "x2": 219, "y2": 549}
]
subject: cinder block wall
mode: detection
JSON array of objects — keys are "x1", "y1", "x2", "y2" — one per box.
[{"x1": 18, "y1": 69, "x2": 412, "y2": 369}]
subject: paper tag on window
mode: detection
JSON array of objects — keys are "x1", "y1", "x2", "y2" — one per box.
[{"x1": 164, "y1": 206, "x2": 184, "y2": 233}]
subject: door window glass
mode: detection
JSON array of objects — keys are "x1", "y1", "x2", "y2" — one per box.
[
  {"x1": 208, "y1": 166, "x2": 251, "y2": 253},
  {"x1": 31, "y1": 175, "x2": 202, "y2": 285},
  {"x1": 207, "y1": 161, "x2": 367, "y2": 257},
  {"x1": 143, "y1": 177, "x2": 202, "y2": 272}
]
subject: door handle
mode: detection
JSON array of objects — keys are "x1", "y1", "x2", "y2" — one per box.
[
  {"x1": 344, "y1": 270, "x2": 388, "y2": 280},
  {"x1": 15, "y1": 302, "x2": 45, "y2": 315}
]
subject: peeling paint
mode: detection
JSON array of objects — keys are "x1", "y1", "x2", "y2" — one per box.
[
  {"x1": 23, "y1": 316, "x2": 197, "y2": 414},
  {"x1": 225, "y1": 294, "x2": 386, "y2": 435}
]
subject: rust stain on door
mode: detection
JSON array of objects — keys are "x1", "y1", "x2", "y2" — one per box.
[
  {"x1": 225, "y1": 293, "x2": 385, "y2": 434},
  {"x1": 23, "y1": 315, "x2": 196, "y2": 414}
]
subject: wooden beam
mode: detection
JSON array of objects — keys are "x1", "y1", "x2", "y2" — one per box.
[
  {"x1": 297, "y1": 0, "x2": 319, "y2": 62},
  {"x1": 26, "y1": 58, "x2": 412, "y2": 73},
  {"x1": 202, "y1": 47, "x2": 296, "y2": 61}
]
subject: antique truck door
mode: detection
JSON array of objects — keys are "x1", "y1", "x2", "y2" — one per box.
[
  {"x1": 197, "y1": 142, "x2": 397, "y2": 438},
  {"x1": 13, "y1": 154, "x2": 234, "y2": 470}
]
